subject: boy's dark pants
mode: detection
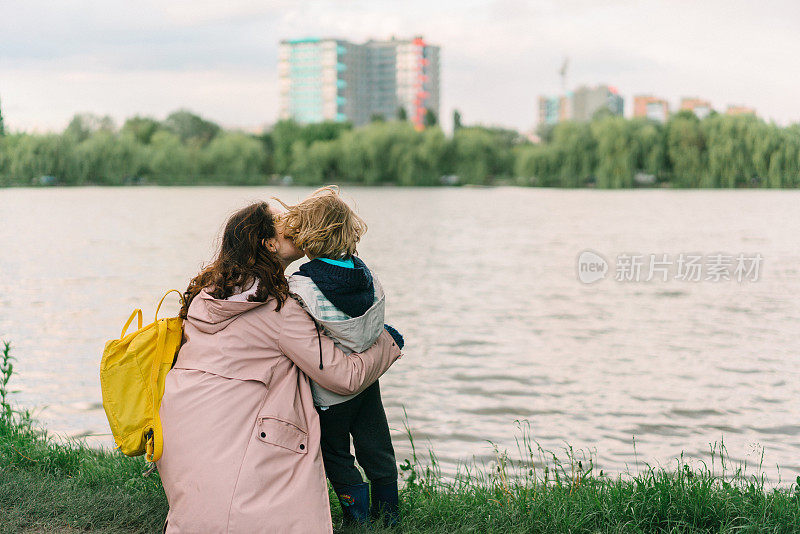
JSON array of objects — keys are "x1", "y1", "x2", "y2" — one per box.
[{"x1": 317, "y1": 380, "x2": 397, "y2": 487}]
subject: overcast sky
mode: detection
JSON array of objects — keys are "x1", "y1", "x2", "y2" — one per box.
[{"x1": 2, "y1": 0, "x2": 799, "y2": 133}]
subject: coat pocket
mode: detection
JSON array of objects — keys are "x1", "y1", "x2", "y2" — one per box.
[{"x1": 256, "y1": 417, "x2": 309, "y2": 454}]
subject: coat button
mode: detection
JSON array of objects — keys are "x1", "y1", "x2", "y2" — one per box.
[
  {"x1": 299, "y1": 444, "x2": 305, "y2": 450},
  {"x1": 260, "y1": 432, "x2": 266, "y2": 438}
]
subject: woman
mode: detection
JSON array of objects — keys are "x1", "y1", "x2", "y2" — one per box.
[{"x1": 156, "y1": 201, "x2": 402, "y2": 533}]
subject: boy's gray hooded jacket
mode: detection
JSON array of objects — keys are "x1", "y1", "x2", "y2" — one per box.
[{"x1": 288, "y1": 274, "x2": 386, "y2": 407}]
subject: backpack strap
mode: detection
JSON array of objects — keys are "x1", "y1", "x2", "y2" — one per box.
[
  {"x1": 145, "y1": 318, "x2": 169, "y2": 463},
  {"x1": 145, "y1": 289, "x2": 184, "y2": 463},
  {"x1": 120, "y1": 309, "x2": 143, "y2": 338},
  {"x1": 155, "y1": 289, "x2": 184, "y2": 321}
]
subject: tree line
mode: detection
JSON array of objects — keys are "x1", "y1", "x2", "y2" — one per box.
[
  {"x1": 0, "y1": 108, "x2": 798, "y2": 188},
  {"x1": 520, "y1": 111, "x2": 800, "y2": 188}
]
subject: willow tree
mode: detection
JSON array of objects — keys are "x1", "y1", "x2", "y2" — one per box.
[
  {"x1": 767, "y1": 126, "x2": 800, "y2": 187},
  {"x1": 398, "y1": 126, "x2": 447, "y2": 186},
  {"x1": 591, "y1": 116, "x2": 634, "y2": 188},
  {"x1": 146, "y1": 130, "x2": 199, "y2": 184},
  {"x1": 749, "y1": 121, "x2": 783, "y2": 186},
  {"x1": 73, "y1": 130, "x2": 147, "y2": 185},
  {"x1": 121, "y1": 116, "x2": 162, "y2": 145},
  {"x1": 550, "y1": 121, "x2": 596, "y2": 187},
  {"x1": 666, "y1": 112, "x2": 706, "y2": 187},
  {"x1": 451, "y1": 127, "x2": 509, "y2": 184},
  {"x1": 514, "y1": 143, "x2": 561, "y2": 186},
  {"x1": 201, "y1": 132, "x2": 267, "y2": 185},
  {"x1": 163, "y1": 109, "x2": 220, "y2": 147},
  {"x1": 703, "y1": 115, "x2": 749, "y2": 187}
]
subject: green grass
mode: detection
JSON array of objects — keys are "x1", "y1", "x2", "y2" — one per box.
[{"x1": 2, "y1": 340, "x2": 799, "y2": 533}]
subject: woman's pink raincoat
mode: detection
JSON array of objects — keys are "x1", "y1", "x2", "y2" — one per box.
[{"x1": 156, "y1": 289, "x2": 402, "y2": 533}]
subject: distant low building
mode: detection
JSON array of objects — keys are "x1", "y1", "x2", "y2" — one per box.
[
  {"x1": 538, "y1": 96, "x2": 559, "y2": 125},
  {"x1": 680, "y1": 97, "x2": 713, "y2": 119},
  {"x1": 726, "y1": 105, "x2": 756, "y2": 116},
  {"x1": 538, "y1": 94, "x2": 571, "y2": 125},
  {"x1": 523, "y1": 129, "x2": 542, "y2": 144},
  {"x1": 633, "y1": 95, "x2": 670, "y2": 122},
  {"x1": 538, "y1": 85, "x2": 620, "y2": 125},
  {"x1": 571, "y1": 85, "x2": 623, "y2": 122}
]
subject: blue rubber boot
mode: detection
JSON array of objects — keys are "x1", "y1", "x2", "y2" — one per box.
[
  {"x1": 334, "y1": 482, "x2": 370, "y2": 526},
  {"x1": 370, "y1": 480, "x2": 400, "y2": 526}
]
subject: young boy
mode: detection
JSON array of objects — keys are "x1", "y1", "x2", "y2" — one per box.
[{"x1": 278, "y1": 186, "x2": 404, "y2": 526}]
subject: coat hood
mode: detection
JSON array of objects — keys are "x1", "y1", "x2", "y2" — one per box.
[
  {"x1": 288, "y1": 275, "x2": 385, "y2": 354},
  {"x1": 186, "y1": 288, "x2": 270, "y2": 334},
  {"x1": 296, "y1": 257, "x2": 374, "y2": 318}
]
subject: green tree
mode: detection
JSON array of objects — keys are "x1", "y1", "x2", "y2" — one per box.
[
  {"x1": 163, "y1": 109, "x2": 220, "y2": 147},
  {"x1": 514, "y1": 143, "x2": 560, "y2": 186},
  {"x1": 781, "y1": 125, "x2": 800, "y2": 186},
  {"x1": 290, "y1": 140, "x2": 340, "y2": 185},
  {"x1": 627, "y1": 119, "x2": 666, "y2": 181},
  {"x1": 702, "y1": 114, "x2": 752, "y2": 187},
  {"x1": 146, "y1": 130, "x2": 198, "y2": 183},
  {"x1": 335, "y1": 121, "x2": 419, "y2": 184},
  {"x1": 121, "y1": 116, "x2": 162, "y2": 145},
  {"x1": 397, "y1": 107, "x2": 408, "y2": 121},
  {"x1": 336, "y1": 131, "x2": 369, "y2": 183},
  {"x1": 749, "y1": 120, "x2": 782, "y2": 187},
  {"x1": 549, "y1": 121, "x2": 596, "y2": 187},
  {"x1": 64, "y1": 113, "x2": 115, "y2": 143},
  {"x1": 6, "y1": 134, "x2": 78, "y2": 185},
  {"x1": 0, "y1": 95, "x2": 5, "y2": 137},
  {"x1": 73, "y1": 131, "x2": 147, "y2": 185},
  {"x1": 451, "y1": 127, "x2": 505, "y2": 184},
  {"x1": 591, "y1": 116, "x2": 634, "y2": 188},
  {"x1": 201, "y1": 132, "x2": 267, "y2": 185},
  {"x1": 299, "y1": 121, "x2": 352, "y2": 145},
  {"x1": 453, "y1": 110, "x2": 462, "y2": 132},
  {"x1": 535, "y1": 122, "x2": 556, "y2": 144},
  {"x1": 665, "y1": 112, "x2": 706, "y2": 187},
  {"x1": 398, "y1": 127, "x2": 447, "y2": 186},
  {"x1": 424, "y1": 108, "x2": 438, "y2": 128},
  {"x1": 269, "y1": 120, "x2": 303, "y2": 175},
  {"x1": 4, "y1": 108, "x2": 800, "y2": 189}
]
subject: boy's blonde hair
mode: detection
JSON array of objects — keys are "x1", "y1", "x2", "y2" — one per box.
[{"x1": 275, "y1": 186, "x2": 367, "y2": 259}]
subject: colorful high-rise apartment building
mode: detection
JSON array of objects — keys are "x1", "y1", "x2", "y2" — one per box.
[
  {"x1": 633, "y1": 95, "x2": 670, "y2": 122},
  {"x1": 391, "y1": 37, "x2": 440, "y2": 129},
  {"x1": 278, "y1": 39, "x2": 349, "y2": 124},
  {"x1": 279, "y1": 36, "x2": 440, "y2": 129}
]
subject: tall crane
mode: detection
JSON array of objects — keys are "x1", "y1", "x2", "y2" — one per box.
[{"x1": 559, "y1": 57, "x2": 569, "y2": 95}]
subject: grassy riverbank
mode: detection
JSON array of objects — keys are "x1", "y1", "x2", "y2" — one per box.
[
  {"x1": 3, "y1": 415, "x2": 799, "y2": 534},
  {"x1": 2, "y1": 342, "x2": 799, "y2": 533}
]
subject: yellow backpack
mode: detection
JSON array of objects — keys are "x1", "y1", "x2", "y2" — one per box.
[{"x1": 100, "y1": 290, "x2": 184, "y2": 462}]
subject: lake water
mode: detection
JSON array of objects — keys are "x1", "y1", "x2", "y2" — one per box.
[{"x1": 1, "y1": 186, "x2": 799, "y2": 484}]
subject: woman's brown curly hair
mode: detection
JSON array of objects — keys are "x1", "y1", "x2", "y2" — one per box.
[{"x1": 180, "y1": 201, "x2": 289, "y2": 319}]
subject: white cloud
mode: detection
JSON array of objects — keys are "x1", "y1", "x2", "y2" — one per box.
[
  {"x1": 1, "y1": 0, "x2": 798, "y2": 132},
  {"x1": 149, "y1": 0, "x2": 294, "y2": 26},
  {"x1": 1, "y1": 67, "x2": 277, "y2": 133}
]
